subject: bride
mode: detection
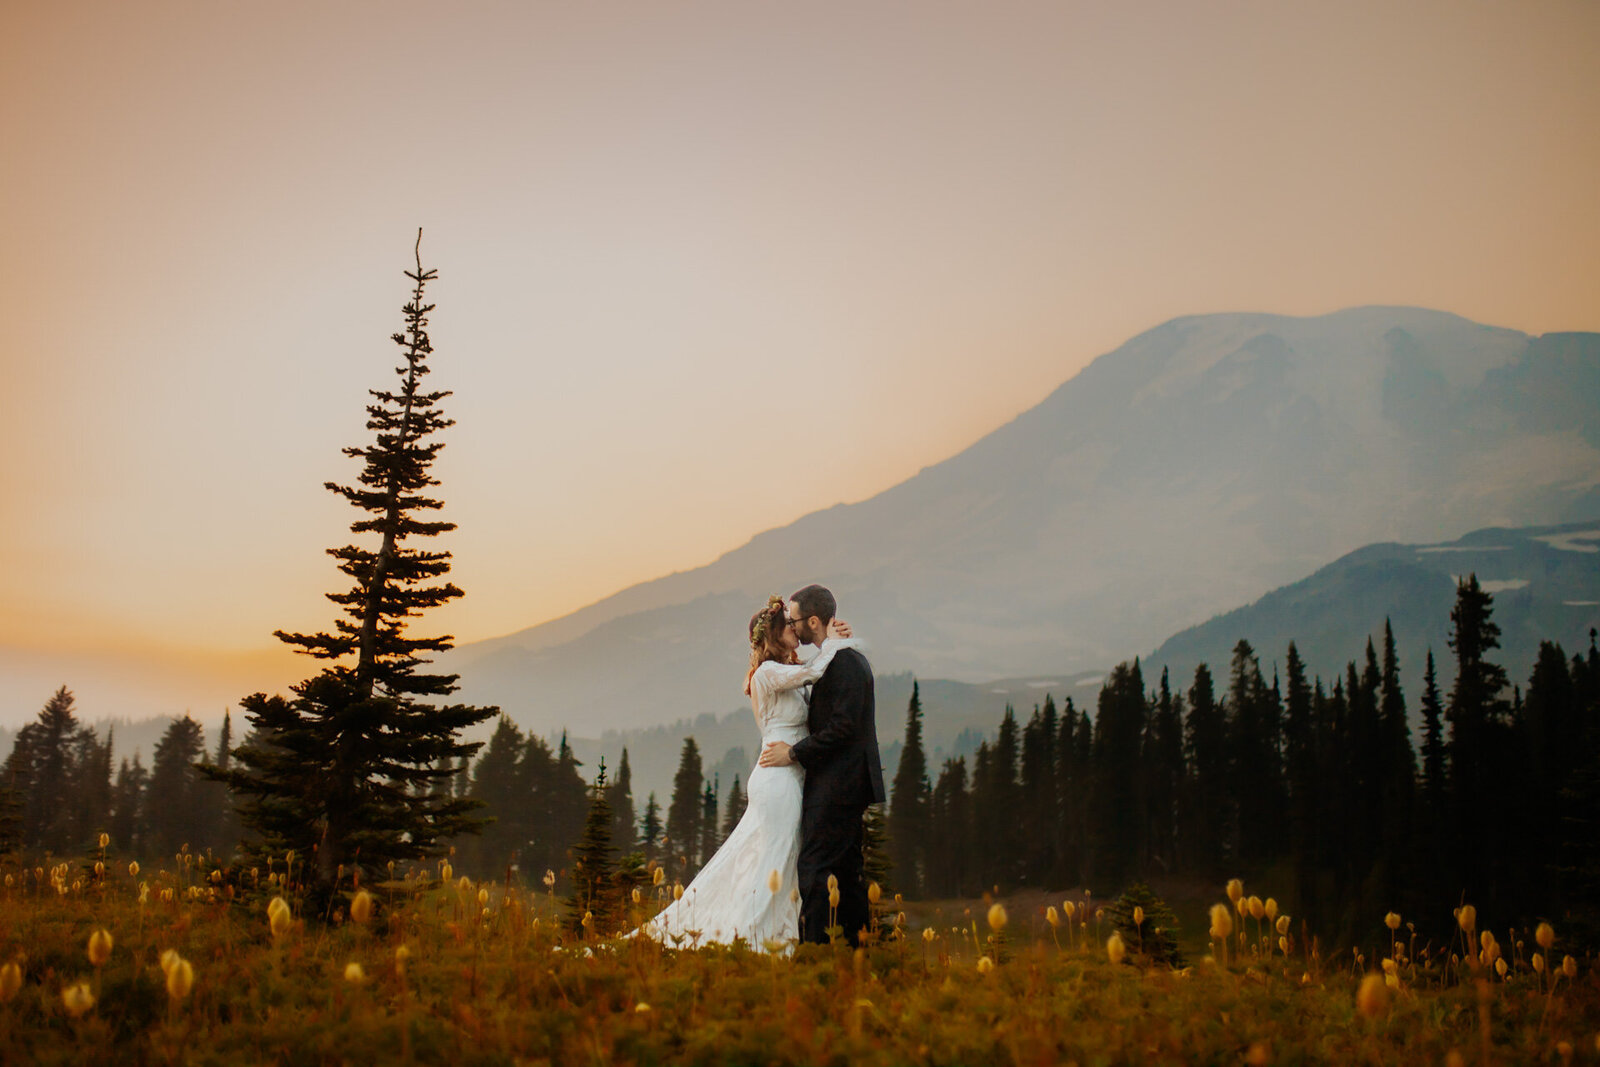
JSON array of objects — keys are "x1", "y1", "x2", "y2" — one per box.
[{"x1": 634, "y1": 594, "x2": 857, "y2": 948}]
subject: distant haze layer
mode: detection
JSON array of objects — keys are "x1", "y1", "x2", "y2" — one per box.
[{"x1": 445, "y1": 307, "x2": 1600, "y2": 735}]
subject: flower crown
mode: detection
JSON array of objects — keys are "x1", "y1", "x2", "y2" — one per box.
[{"x1": 749, "y1": 594, "x2": 786, "y2": 649}]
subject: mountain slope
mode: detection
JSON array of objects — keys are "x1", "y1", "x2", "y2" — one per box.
[
  {"x1": 1147, "y1": 521, "x2": 1600, "y2": 695},
  {"x1": 448, "y1": 307, "x2": 1600, "y2": 734}
]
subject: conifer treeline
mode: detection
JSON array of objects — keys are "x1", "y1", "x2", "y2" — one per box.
[
  {"x1": 5, "y1": 574, "x2": 1594, "y2": 937},
  {"x1": 887, "y1": 576, "x2": 1600, "y2": 937},
  {"x1": 0, "y1": 692, "x2": 238, "y2": 862}
]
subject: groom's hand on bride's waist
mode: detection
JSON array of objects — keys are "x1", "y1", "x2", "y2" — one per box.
[{"x1": 758, "y1": 742, "x2": 794, "y2": 768}]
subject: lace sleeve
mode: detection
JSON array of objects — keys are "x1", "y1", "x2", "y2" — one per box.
[{"x1": 751, "y1": 638, "x2": 860, "y2": 699}]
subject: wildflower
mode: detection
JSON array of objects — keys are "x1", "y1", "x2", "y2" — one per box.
[
  {"x1": 1457, "y1": 905, "x2": 1476, "y2": 933},
  {"x1": 166, "y1": 956, "x2": 194, "y2": 1000},
  {"x1": 94, "y1": 861, "x2": 105, "y2": 878},
  {"x1": 458, "y1": 876, "x2": 472, "y2": 894},
  {"x1": 1356, "y1": 973, "x2": 1389, "y2": 1018},
  {"x1": 1107, "y1": 932, "x2": 1126, "y2": 965},
  {"x1": 651, "y1": 867, "x2": 665, "y2": 887},
  {"x1": 98, "y1": 832, "x2": 110, "y2": 849},
  {"x1": 674, "y1": 884, "x2": 685, "y2": 901},
  {"x1": 977, "y1": 956, "x2": 994, "y2": 974},
  {"x1": 87, "y1": 929, "x2": 113, "y2": 967},
  {"x1": 1248, "y1": 896, "x2": 1264, "y2": 920},
  {"x1": 1495, "y1": 957, "x2": 1508, "y2": 978},
  {"x1": 828, "y1": 886, "x2": 841, "y2": 909},
  {"x1": 1385, "y1": 912, "x2": 1401, "y2": 931},
  {"x1": 1264, "y1": 898, "x2": 1278, "y2": 922},
  {"x1": 1046, "y1": 906, "x2": 1060, "y2": 928},
  {"x1": 269, "y1": 896, "x2": 292, "y2": 938},
  {"x1": 868, "y1": 882, "x2": 882, "y2": 905},
  {"x1": 987, "y1": 903, "x2": 1008, "y2": 933},
  {"x1": 440, "y1": 862, "x2": 452, "y2": 883},
  {"x1": 0, "y1": 962, "x2": 22, "y2": 1002},
  {"x1": 62, "y1": 981, "x2": 95, "y2": 1017},
  {"x1": 1279, "y1": 936, "x2": 1288, "y2": 953},
  {"x1": 1480, "y1": 930, "x2": 1495, "y2": 953},
  {"x1": 1533, "y1": 953, "x2": 1546, "y2": 974},
  {"x1": 1536, "y1": 922, "x2": 1555, "y2": 950},
  {"x1": 1133, "y1": 906, "x2": 1144, "y2": 927},
  {"x1": 827, "y1": 873, "x2": 839, "y2": 892},
  {"x1": 544, "y1": 869, "x2": 557, "y2": 889},
  {"x1": 477, "y1": 887, "x2": 489, "y2": 907},
  {"x1": 1226, "y1": 879, "x2": 1243, "y2": 905},
  {"x1": 1063, "y1": 901, "x2": 1075, "y2": 920},
  {"x1": 1209, "y1": 903, "x2": 1233, "y2": 940},
  {"x1": 160, "y1": 949, "x2": 180, "y2": 976},
  {"x1": 395, "y1": 945, "x2": 411, "y2": 975},
  {"x1": 635, "y1": 1002, "x2": 652, "y2": 1013},
  {"x1": 768, "y1": 869, "x2": 782, "y2": 894},
  {"x1": 1276, "y1": 915, "x2": 1291, "y2": 935},
  {"x1": 1563, "y1": 956, "x2": 1577, "y2": 978},
  {"x1": 350, "y1": 889, "x2": 373, "y2": 925},
  {"x1": 631, "y1": 888, "x2": 642, "y2": 904},
  {"x1": 128, "y1": 861, "x2": 140, "y2": 878},
  {"x1": 343, "y1": 962, "x2": 364, "y2": 983}
]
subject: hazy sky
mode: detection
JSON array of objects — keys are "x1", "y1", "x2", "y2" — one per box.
[{"x1": 3, "y1": 1, "x2": 1598, "y2": 719}]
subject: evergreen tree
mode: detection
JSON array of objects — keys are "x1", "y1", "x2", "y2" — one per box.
[
  {"x1": 1227, "y1": 640, "x2": 1279, "y2": 865},
  {"x1": 8, "y1": 687, "x2": 95, "y2": 853},
  {"x1": 1282, "y1": 643, "x2": 1317, "y2": 913},
  {"x1": 1377, "y1": 620, "x2": 1416, "y2": 907},
  {"x1": 1417, "y1": 650, "x2": 1446, "y2": 815},
  {"x1": 639, "y1": 792, "x2": 663, "y2": 860},
  {"x1": 203, "y1": 711, "x2": 241, "y2": 860},
  {"x1": 1522, "y1": 641, "x2": 1577, "y2": 911},
  {"x1": 1089, "y1": 660, "x2": 1146, "y2": 889},
  {"x1": 861, "y1": 802, "x2": 892, "y2": 907},
  {"x1": 719, "y1": 774, "x2": 746, "y2": 842},
  {"x1": 1146, "y1": 673, "x2": 1183, "y2": 877},
  {"x1": 566, "y1": 761, "x2": 616, "y2": 935},
  {"x1": 887, "y1": 681, "x2": 931, "y2": 897},
  {"x1": 608, "y1": 748, "x2": 637, "y2": 857},
  {"x1": 143, "y1": 715, "x2": 209, "y2": 859},
  {"x1": 1445, "y1": 575, "x2": 1511, "y2": 910},
  {"x1": 71, "y1": 725, "x2": 114, "y2": 855},
  {"x1": 664, "y1": 738, "x2": 704, "y2": 875},
  {"x1": 108, "y1": 754, "x2": 149, "y2": 860},
  {"x1": 463, "y1": 714, "x2": 527, "y2": 875},
  {"x1": 699, "y1": 776, "x2": 720, "y2": 864},
  {"x1": 1019, "y1": 696, "x2": 1059, "y2": 886},
  {"x1": 208, "y1": 235, "x2": 495, "y2": 897},
  {"x1": 549, "y1": 732, "x2": 588, "y2": 873},
  {"x1": 1182, "y1": 664, "x2": 1228, "y2": 875},
  {"x1": 928, "y1": 757, "x2": 970, "y2": 897}
]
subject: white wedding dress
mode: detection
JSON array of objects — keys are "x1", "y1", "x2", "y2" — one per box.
[{"x1": 636, "y1": 637, "x2": 859, "y2": 948}]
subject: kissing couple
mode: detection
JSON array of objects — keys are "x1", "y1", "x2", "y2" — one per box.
[{"x1": 635, "y1": 584, "x2": 886, "y2": 948}]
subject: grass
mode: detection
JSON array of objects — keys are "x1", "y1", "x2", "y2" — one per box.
[{"x1": 1, "y1": 858, "x2": 1597, "y2": 1066}]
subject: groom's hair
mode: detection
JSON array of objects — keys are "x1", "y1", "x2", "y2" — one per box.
[{"x1": 790, "y1": 584, "x2": 836, "y2": 626}]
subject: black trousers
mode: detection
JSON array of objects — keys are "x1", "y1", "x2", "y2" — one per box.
[{"x1": 797, "y1": 800, "x2": 867, "y2": 945}]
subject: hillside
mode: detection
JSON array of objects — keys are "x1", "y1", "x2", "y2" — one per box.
[{"x1": 446, "y1": 308, "x2": 1600, "y2": 735}]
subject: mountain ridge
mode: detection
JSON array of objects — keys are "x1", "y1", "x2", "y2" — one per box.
[{"x1": 443, "y1": 306, "x2": 1600, "y2": 735}]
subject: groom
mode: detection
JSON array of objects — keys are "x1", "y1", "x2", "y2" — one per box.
[{"x1": 757, "y1": 583, "x2": 885, "y2": 946}]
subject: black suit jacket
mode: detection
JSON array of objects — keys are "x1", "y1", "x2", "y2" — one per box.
[{"x1": 790, "y1": 647, "x2": 886, "y2": 809}]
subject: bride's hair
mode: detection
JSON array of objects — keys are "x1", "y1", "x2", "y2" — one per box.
[{"x1": 747, "y1": 594, "x2": 798, "y2": 677}]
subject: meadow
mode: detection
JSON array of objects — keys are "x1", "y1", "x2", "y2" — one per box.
[{"x1": 1, "y1": 846, "x2": 1596, "y2": 1066}]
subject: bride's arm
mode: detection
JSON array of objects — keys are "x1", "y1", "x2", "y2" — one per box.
[{"x1": 750, "y1": 637, "x2": 857, "y2": 697}]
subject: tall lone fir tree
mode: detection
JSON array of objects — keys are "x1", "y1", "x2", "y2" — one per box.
[{"x1": 210, "y1": 232, "x2": 495, "y2": 897}]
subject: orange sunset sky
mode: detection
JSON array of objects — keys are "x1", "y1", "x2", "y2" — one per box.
[{"x1": 3, "y1": 1, "x2": 1598, "y2": 723}]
